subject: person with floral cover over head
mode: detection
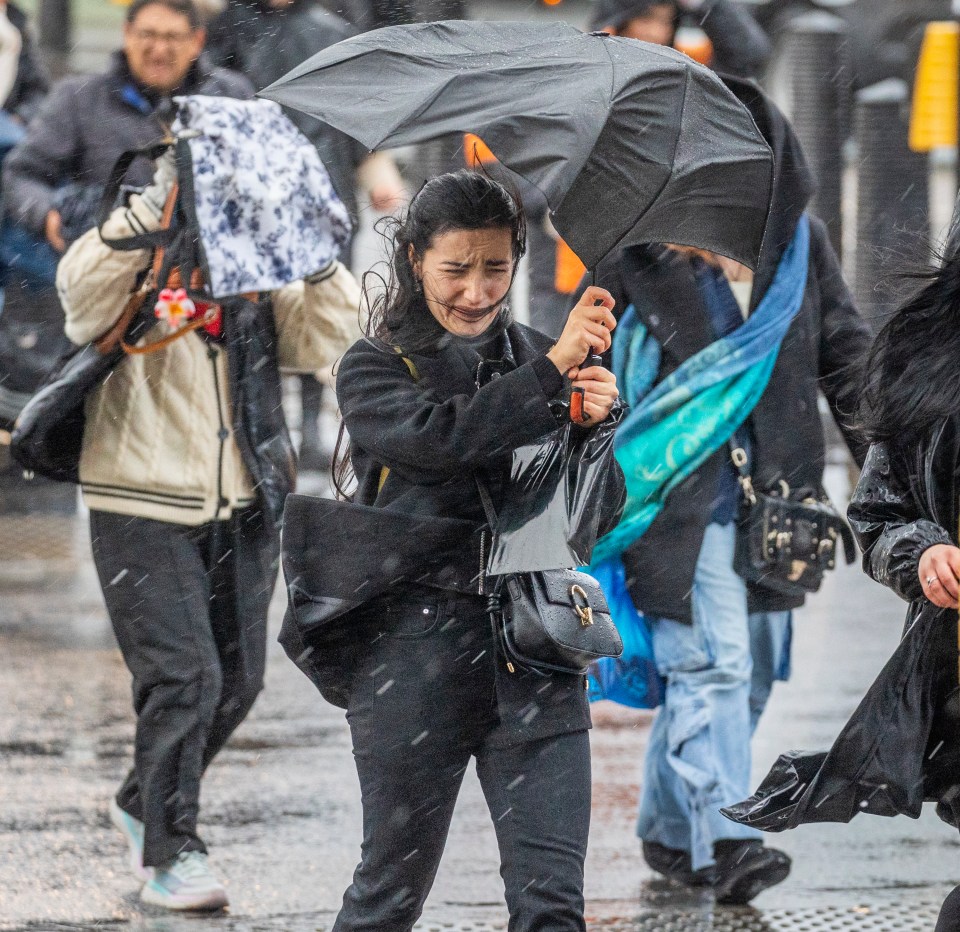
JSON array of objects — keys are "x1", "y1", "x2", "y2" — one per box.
[{"x1": 53, "y1": 137, "x2": 362, "y2": 911}]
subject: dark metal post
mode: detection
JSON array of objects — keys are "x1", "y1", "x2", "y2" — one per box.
[
  {"x1": 785, "y1": 11, "x2": 852, "y2": 259},
  {"x1": 37, "y1": 0, "x2": 72, "y2": 79},
  {"x1": 854, "y1": 79, "x2": 929, "y2": 323}
]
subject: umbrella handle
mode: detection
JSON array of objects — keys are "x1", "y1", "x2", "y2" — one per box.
[
  {"x1": 571, "y1": 386, "x2": 587, "y2": 422},
  {"x1": 570, "y1": 353, "x2": 604, "y2": 423}
]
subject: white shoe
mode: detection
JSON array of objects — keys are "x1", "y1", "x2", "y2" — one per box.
[
  {"x1": 108, "y1": 797, "x2": 151, "y2": 882},
  {"x1": 140, "y1": 851, "x2": 229, "y2": 911}
]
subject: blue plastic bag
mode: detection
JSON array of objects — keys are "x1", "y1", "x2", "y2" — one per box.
[{"x1": 587, "y1": 556, "x2": 664, "y2": 709}]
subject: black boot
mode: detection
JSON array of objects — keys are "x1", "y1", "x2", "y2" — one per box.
[
  {"x1": 713, "y1": 839, "x2": 791, "y2": 905},
  {"x1": 641, "y1": 840, "x2": 715, "y2": 887}
]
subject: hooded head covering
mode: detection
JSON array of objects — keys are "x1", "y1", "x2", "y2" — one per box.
[
  {"x1": 587, "y1": 0, "x2": 678, "y2": 34},
  {"x1": 720, "y1": 76, "x2": 815, "y2": 310}
]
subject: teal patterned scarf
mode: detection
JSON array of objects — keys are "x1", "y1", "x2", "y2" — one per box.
[{"x1": 591, "y1": 213, "x2": 811, "y2": 567}]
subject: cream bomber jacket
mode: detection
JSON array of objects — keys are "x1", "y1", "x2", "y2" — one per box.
[{"x1": 55, "y1": 193, "x2": 363, "y2": 525}]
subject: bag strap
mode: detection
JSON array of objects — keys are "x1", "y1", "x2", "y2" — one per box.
[
  {"x1": 93, "y1": 285, "x2": 149, "y2": 355},
  {"x1": 92, "y1": 182, "x2": 180, "y2": 356},
  {"x1": 729, "y1": 443, "x2": 757, "y2": 505},
  {"x1": 377, "y1": 350, "x2": 420, "y2": 492},
  {"x1": 121, "y1": 306, "x2": 219, "y2": 355},
  {"x1": 474, "y1": 472, "x2": 499, "y2": 529}
]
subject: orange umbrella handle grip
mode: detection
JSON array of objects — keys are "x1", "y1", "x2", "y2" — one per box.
[{"x1": 571, "y1": 386, "x2": 588, "y2": 422}]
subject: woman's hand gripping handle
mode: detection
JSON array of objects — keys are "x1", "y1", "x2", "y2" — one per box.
[{"x1": 547, "y1": 286, "x2": 619, "y2": 428}]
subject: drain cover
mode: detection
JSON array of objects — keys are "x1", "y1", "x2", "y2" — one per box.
[
  {"x1": 415, "y1": 903, "x2": 943, "y2": 932},
  {"x1": 416, "y1": 923, "x2": 506, "y2": 931}
]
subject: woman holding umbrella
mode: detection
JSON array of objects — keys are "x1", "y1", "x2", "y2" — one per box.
[{"x1": 322, "y1": 170, "x2": 625, "y2": 930}]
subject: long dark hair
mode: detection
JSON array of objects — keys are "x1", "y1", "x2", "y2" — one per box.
[
  {"x1": 332, "y1": 169, "x2": 527, "y2": 499},
  {"x1": 860, "y1": 213, "x2": 960, "y2": 447}
]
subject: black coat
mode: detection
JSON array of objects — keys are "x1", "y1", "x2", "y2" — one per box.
[
  {"x1": 339, "y1": 322, "x2": 625, "y2": 538},
  {"x1": 3, "y1": 52, "x2": 252, "y2": 235},
  {"x1": 723, "y1": 427, "x2": 960, "y2": 833},
  {"x1": 592, "y1": 78, "x2": 872, "y2": 622},
  {"x1": 281, "y1": 322, "x2": 626, "y2": 736}
]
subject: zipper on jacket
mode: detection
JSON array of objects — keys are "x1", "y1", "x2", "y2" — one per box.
[{"x1": 208, "y1": 345, "x2": 228, "y2": 521}]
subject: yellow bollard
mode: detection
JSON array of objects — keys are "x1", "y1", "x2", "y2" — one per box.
[{"x1": 910, "y1": 21, "x2": 959, "y2": 152}]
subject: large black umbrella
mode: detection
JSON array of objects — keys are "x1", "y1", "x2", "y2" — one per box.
[{"x1": 259, "y1": 20, "x2": 773, "y2": 270}]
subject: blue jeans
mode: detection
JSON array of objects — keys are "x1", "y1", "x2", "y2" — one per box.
[
  {"x1": 0, "y1": 109, "x2": 25, "y2": 154},
  {"x1": 636, "y1": 522, "x2": 791, "y2": 870},
  {"x1": 0, "y1": 111, "x2": 54, "y2": 300},
  {"x1": 0, "y1": 220, "x2": 59, "y2": 291}
]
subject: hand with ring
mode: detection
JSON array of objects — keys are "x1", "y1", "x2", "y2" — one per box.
[{"x1": 918, "y1": 544, "x2": 960, "y2": 609}]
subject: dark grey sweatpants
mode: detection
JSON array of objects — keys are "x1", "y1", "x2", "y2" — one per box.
[{"x1": 89, "y1": 507, "x2": 278, "y2": 867}]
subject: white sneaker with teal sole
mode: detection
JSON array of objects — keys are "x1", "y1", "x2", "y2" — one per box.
[
  {"x1": 140, "y1": 851, "x2": 229, "y2": 911},
  {"x1": 108, "y1": 797, "x2": 151, "y2": 882}
]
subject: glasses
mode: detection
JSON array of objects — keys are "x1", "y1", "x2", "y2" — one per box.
[{"x1": 129, "y1": 27, "x2": 195, "y2": 46}]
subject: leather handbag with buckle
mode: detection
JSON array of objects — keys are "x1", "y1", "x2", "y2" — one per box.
[
  {"x1": 475, "y1": 474, "x2": 623, "y2": 676},
  {"x1": 730, "y1": 445, "x2": 857, "y2": 597}
]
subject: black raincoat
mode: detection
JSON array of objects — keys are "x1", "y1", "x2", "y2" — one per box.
[{"x1": 723, "y1": 427, "x2": 960, "y2": 832}]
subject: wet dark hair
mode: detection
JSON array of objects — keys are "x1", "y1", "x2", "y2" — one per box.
[
  {"x1": 860, "y1": 211, "x2": 960, "y2": 447},
  {"x1": 332, "y1": 169, "x2": 527, "y2": 499},
  {"x1": 126, "y1": 0, "x2": 201, "y2": 31},
  {"x1": 364, "y1": 168, "x2": 526, "y2": 354}
]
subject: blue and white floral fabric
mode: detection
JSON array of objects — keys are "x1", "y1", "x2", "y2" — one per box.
[{"x1": 172, "y1": 96, "x2": 352, "y2": 298}]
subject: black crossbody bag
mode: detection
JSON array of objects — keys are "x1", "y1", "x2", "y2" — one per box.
[
  {"x1": 474, "y1": 475, "x2": 623, "y2": 676},
  {"x1": 730, "y1": 445, "x2": 856, "y2": 597}
]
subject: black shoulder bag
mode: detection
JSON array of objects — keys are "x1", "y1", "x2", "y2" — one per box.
[
  {"x1": 474, "y1": 474, "x2": 623, "y2": 676},
  {"x1": 731, "y1": 445, "x2": 856, "y2": 597}
]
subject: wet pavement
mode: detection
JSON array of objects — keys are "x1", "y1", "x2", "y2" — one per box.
[{"x1": 1, "y1": 466, "x2": 957, "y2": 932}]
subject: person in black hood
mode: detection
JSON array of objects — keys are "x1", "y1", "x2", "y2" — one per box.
[
  {"x1": 588, "y1": 77, "x2": 871, "y2": 903},
  {"x1": 588, "y1": 0, "x2": 771, "y2": 80},
  {"x1": 210, "y1": 0, "x2": 363, "y2": 210},
  {"x1": 206, "y1": 0, "x2": 404, "y2": 229}
]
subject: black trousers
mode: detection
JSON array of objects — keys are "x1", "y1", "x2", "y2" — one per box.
[
  {"x1": 334, "y1": 588, "x2": 591, "y2": 932},
  {"x1": 89, "y1": 508, "x2": 278, "y2": 867},
  {"x1": 937, "y1": 885, "x2": 960, "y2": 932}
]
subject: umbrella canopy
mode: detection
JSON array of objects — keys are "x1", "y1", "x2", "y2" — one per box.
[{"x1": 259, "y1": 20, "x2": 773, "y2": 270}]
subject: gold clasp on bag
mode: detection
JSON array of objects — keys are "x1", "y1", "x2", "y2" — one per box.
[{"x1": 570, "y1": 584, "x2": 594, "y2": 627}]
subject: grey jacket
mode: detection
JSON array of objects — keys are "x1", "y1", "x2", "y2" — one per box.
[{"x1": 3, "y1": 51, "x2": 252, "y2": 235}]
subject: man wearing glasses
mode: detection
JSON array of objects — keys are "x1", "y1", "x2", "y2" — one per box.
[{"x1": 2, "y1": 0, "x2": 250, "y2": 264}]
